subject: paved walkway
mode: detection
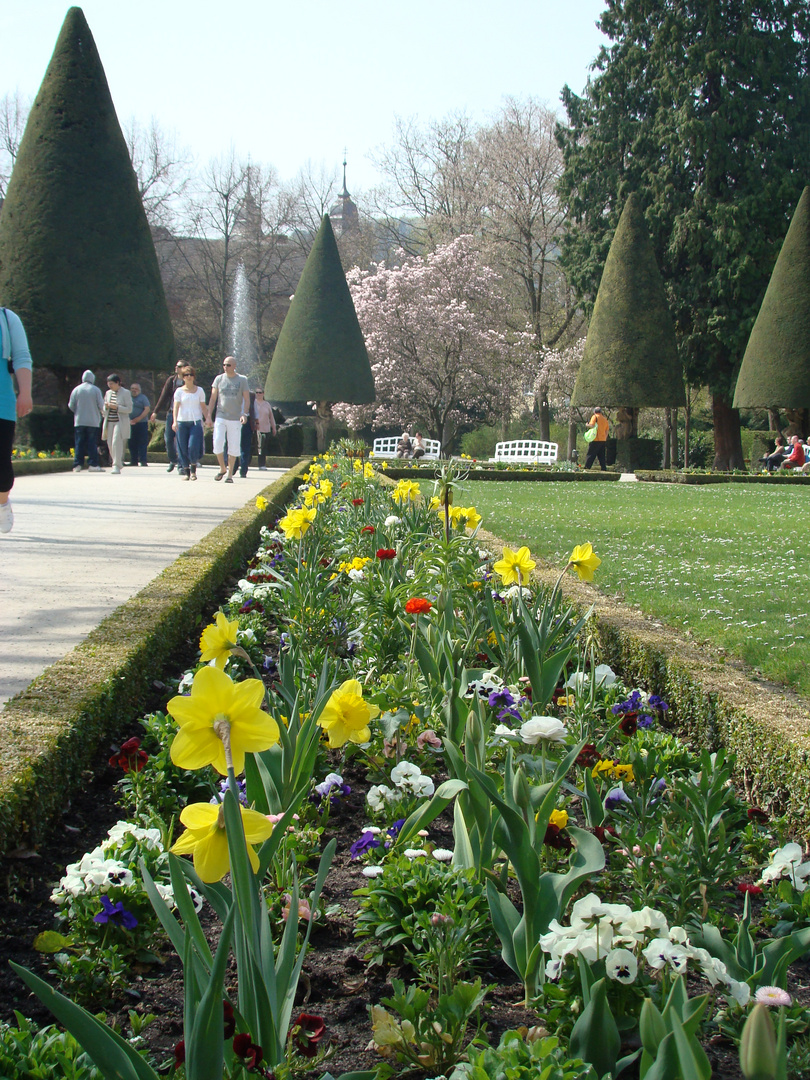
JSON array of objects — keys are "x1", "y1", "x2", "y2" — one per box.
[{"x1": 0, "y1": 463, "x2": 286, "y2": 708}]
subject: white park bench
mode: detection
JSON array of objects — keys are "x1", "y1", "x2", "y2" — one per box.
[
  {"x1": 372, "y1": 436, "x2": 442, "y2": 460},
  {"x1": 489, "y1": 440, "x2": 558, "y2": 464}
]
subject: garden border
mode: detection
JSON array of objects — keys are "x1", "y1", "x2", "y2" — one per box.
[{"x1": 0, "y1": 461, "x2": 309, "y2": 865}]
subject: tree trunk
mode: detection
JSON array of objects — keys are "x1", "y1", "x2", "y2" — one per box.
[
  {"x1": 663, "y1": 408, "x2": 671, "y2": 469},
  {"x1": 711, "y1": 393, "x2": 745, "y2": 471},
  {"x1": 768, "y1": 408, "x2": 781, "y2": 433},
  {"x1": 536, "y1": 387, "x2": 551, "y2": 442},
  {"x1": 669, "y1": 408, "x2": 679, "y2": 469},
  {"x1": 567, "y1": 414, "x2": 578, "y2": 462}
]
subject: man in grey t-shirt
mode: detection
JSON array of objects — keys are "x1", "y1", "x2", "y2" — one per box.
[{"x1": 208, "y1": 356, "x2": 250, "y2": 482}]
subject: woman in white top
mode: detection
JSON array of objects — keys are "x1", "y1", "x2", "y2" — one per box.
[{"x1": 172, "y1": 366, "x2": 211, "y2": 480}]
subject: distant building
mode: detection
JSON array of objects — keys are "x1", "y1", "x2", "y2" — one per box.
[{"x1": 329, "y1": 156, "x2": 359, "y2": 236}]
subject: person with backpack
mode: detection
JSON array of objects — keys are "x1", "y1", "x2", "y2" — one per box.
[{"x1": 0, "y1": 307, "x2": 33, "y2": 534}]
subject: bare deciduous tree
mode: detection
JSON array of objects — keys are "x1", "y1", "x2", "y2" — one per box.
[
  {"x1": 123, "y1": 116, "x2": 192, "y2": 229},
  {"x1": 0, "y1": 90, "x2": 32, "y2": 198}
]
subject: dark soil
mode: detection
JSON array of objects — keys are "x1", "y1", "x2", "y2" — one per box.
[{"x1": 0, "y1": 723, "x2": 801, "y2": 1080}]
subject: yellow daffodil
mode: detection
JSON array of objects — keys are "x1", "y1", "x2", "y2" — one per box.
[
  {"x1": 168, "y1": 666, "x2": 280, "y2": 775},
  {"x1": 317, "y1": 679, "x2": 380, "y2": 748},
  {"x1": 278, "y1": 505, "x2": 317, "y2": 540},
  {"x1": 548, "y1": 808, "x2": 569, "y2": 829},
  {"x1": 199, "y1": 611, "x2": 239, "y2": 670},
  {"x1": 337, "y1": 556, "x2": 371, "y2": 573},
  {"x1": 255, "y1": 495, "x2": 269, "y2": 511},
  {"x1": 493, "y1": 546, "x2": 536, "y2": 586},
  {"x1": 363, "y1": 462, "x2": 374, "y2": 478},
  {"x1": 568, "y1": 543, "x2": 601, "y2": 582},
  {"x1": 392, "y1": 479, "x2": 420, "y2": 504},
  {"x1": 353, "y1": 459, "x2": 363, "y2": 473},
  {"x1": 459, "y1": 506, "x2": 482, "y2": 530},
  {"x1": 302, "y1": 487, "x2": 327, "y2": 507},
  {"x1": 171, "y1": 801, "x2": 274, "y2": 882},
  {"x1": 318, "y1": 478, "x2": 333, "y2": 498}
]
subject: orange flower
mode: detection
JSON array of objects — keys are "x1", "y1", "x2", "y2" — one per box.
[{"x1": 405, "y1": 597, "x2": 432, "y2": 615}]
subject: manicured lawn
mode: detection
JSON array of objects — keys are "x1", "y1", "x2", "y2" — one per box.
[{"x1": 463, "y1": 480, "x2": 810, "y2": 697}]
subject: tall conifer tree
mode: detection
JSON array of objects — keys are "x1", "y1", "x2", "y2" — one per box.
[
  {"x1": 558, "y1": 0, "x2": 810, "y2": 469},
  {"x1": 0, "y1": 7, "x2": 175, "y2": 391}
]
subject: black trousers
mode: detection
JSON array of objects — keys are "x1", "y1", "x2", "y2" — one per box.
[
  {"x1": 0, "y1": 417, "x2": 14, "y2": 492},
  {"x1": 585, "y1": 440, "x2": 607, "y2": 470}
]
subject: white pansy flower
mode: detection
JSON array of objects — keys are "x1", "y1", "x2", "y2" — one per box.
[
  {"x1": 520, "y1": 716, "x2": 567, "y2": 745},
  {"x1": 366, "y1": 786, "x2": 395, "y2": 813},
  {"x1": 726, "y1": 980, "x2": 751, "y2": 1007},
  {"x1": 566, "y1": 664, "x2": 617, "y2": 692},
  {"x1": 570, "y1": 894, "x2": 633, "y2": 928},
  {"x1": 391, "y1": 762, "x2": 421, "y2": 786},
  {"x1": 503, "y1": 584, "x2": 532, "y2": 600},
  {"x1": 605, "y1": 948, "x2": 638, "y2": 984}
]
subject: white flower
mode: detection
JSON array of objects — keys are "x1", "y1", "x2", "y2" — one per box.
[
  {"x1": 545, "y1": 956, "x2": 563, "y2": 979},
  {"x1": 155, "y1": 883, "x2": 175, "y2": 908},
  {"x1": 570, "y1": 894, "x2": 633, "y2": 928},
  {"x1": 367, "y1": 785, "x2": 395, "y2": 812},
  {"x1": 605, "y1": 948, "x2": 638, "y2": 984},
  {"x1": 491, "y1": 723, "x2": 517, "y2": 742},
  {"x1": 384, "y1": 515, "x2": 402, "y2": 527},
  {"x1": 566, "y1": 665, "x2": 617, "y2": 691},
  {"x1": 177, "y1": 670, "x2": 195, "y2": 692},
  {"x1": 760, "y1": 842, "x2": 806, "y2": 884},
  {"x1": 503, "y1": 584, "x2": 532, "y2": 600},
  {"x1": 755, "y1": 985, "x2": 792, "y2": 1007},
  {"x1": 391, "y1": 761, "x2": 421, "y2": 786},
  {"x1": 362, "y1": 865, "x2": 385, "y2": 878},
  {"x1": 477, "y1": 549, "x2": 490, "y2": 560},
  {"x1": 237, "y1": 628, "x2": 255, "y2": 643},
  {"x1": 83, "y1": 860, "x2": 133, "y2": 890},
  {"x1": 520, "y1": 716, "x2": 567, "y2": 745},
  {"x1": 403, "y1": 848, "x2": 427, "y2": 859},
  {"x1": 726, "y1": 980, "x2": 751, "y2": 1007},
  {"x1": 406, "y1": 569, "x2": 415, "y2": 579},
  {"x1": 348, "y1": 568, "x2": 365, "y2": 582},
  {"x1": 432, "y1": 848, "x2": 454, "y2": 862},
  {"x1": 618, "y1": 907, "x2": 670, "y2": 940}
]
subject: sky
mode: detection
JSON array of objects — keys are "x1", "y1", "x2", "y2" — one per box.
[{"x1": 5, "y1": 1, "x2": 608, "y2": 194}]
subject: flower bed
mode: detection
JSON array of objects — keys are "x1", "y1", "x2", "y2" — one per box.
[{"x1": 4, "y1": 451, "x2": 810, "y2": 1079}]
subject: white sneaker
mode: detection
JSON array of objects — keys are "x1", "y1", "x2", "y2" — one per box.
[
  {"x1": 72, "y1": 464, "x2": 83, "y2": 473},
  {"x1": 89, "y1": 465, "x2": 104, "y2": 472},
  {"x1": 111, "y1": 467, "x2": 121, "y2": 475},
  {"x1": 0, "y1": 502, "x2": 12, "y2": 533}
]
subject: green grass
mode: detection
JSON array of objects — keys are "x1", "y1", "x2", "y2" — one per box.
[{"x1": 460, "y1": 480, "x2": 810, "y2": 697}]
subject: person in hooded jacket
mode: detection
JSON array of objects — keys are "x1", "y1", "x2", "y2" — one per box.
[{"x1": 68, "y1": 370, "x2": 105, "y2": 471}]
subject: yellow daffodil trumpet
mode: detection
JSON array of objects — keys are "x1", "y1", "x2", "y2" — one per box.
[
  {"x1": 317, "y1": 679, "x2": 380, "y2": 748},
  {"x1": 168, "y1": 666, "x2": 280, "y2": 775},
  {"x1": 568, "y1": 542, "x2": 602, "y2": 582},
  {"x1": 493, "y1": 546, "x2": 536, "y2": 587},
  {"x1": 171, "y1": 801, "x2": 274, "y2": 882},
  {"x1": 199, "y1": 611, "x2": 240, "y2": 670}
]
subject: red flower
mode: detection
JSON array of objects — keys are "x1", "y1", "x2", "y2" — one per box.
[
  {"x1": 748, "y1": 807, "x2": 769, "y2": 823},
  {"x1": 108, "y1": 738, "x2": 149, "y2": 773},
  {"x1": 619, "y1": 713, "x2": 638, "y2": 737},
  {"x1": 405, "y1": 597, "x2": 432, "y2": 615},
  {"x1": 737, "y1": 882, "x2": 763, "y2": 895},
  {"x1": 376, "y1": 548, "x2": 397, "y2": 560},
  {"x1": 352, "y1": 498, "x2": 365, "y2": 506},
  {"x1": 291, "y1": 1013, "x2": 327, "y2": 1058},
  {"x1": 174, "y1": 1040, "x2": 185, "y2": 1065},
  {"x1": 592, "y1": 825, "x2": 617, "y2": 844},
  {"x1": 544, "y1": 824, "x2": 573, "y2": 851},
  {"x1": 576, "y1": 743, "x2": 600, "y2": 768},
  {"x1": 233, "y1": 1032, "x2": 264, "y2": 1069},
  {"x1": 223, "y1": 1000, "x2": 235, "y2": 1039},
  {"x1": 361, "y1": 525, "x2": 375, "y2": 533}
]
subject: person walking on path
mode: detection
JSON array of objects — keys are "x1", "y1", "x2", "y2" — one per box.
[
  {"x1": 172, "y1": 366, "x2": 211, "y2": 481},
  {"x1": 585, "y1": 407, "x2": 610, "y2": 471},
  {"x1": 253, "y1": 388, "x2": 277, "y2": 470},
  {"x1": 102, "y1": 375, "x2": 132, "y2": 475},
  {"x1": 128, "y1": 382, "x2": 151, "y2": 466},
  {"x1": 208, "y1": 356, "x2": 249, "y2": 483},
  {"x1": 0, "y1": 307, "x2": 33, "y2": 534},
  {"x1": 151, "y1": 360, "x2": 185, "y2": 472},
  {"x1": 239, "y1": 389, "x2": 257, "y2": 478},
  {"x1": 68, "y1": 370, "x2": 104, "y2": 472}
]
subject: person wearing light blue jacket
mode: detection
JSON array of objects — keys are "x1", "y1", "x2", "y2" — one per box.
[{"x1": 0, "y1": 307, "x2": 33, "y2": 534}]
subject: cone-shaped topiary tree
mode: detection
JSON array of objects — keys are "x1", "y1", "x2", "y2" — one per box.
[
  {"x1": 571, "y1": 193, "x2": 685, "y2": 419},
  {"x1": 266, "y1": 214, "x2": 374, "y2": 448},
  {"x1": 733, "y1": 186, "x2": 810, "y2": 410},
  {"x1": 0, "y1": 7, "x2": 175, "y2": 395}
]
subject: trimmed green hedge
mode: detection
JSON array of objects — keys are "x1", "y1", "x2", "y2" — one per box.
[
  {"x1": 500, "y1": 535, "x2": 810, "y2": 830},
  {"x1": 12, "y1": 457, "x2": 74, "y2": 477},
  {"x1": 636, "y1": 470, "x2": 810, "y2": 485},
  {"x1": 0, "y1": 462, "x2": 308, "y2": 864},
  {"x1": 383, "y1": 467, "x2": 620, "y2": 482}
]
